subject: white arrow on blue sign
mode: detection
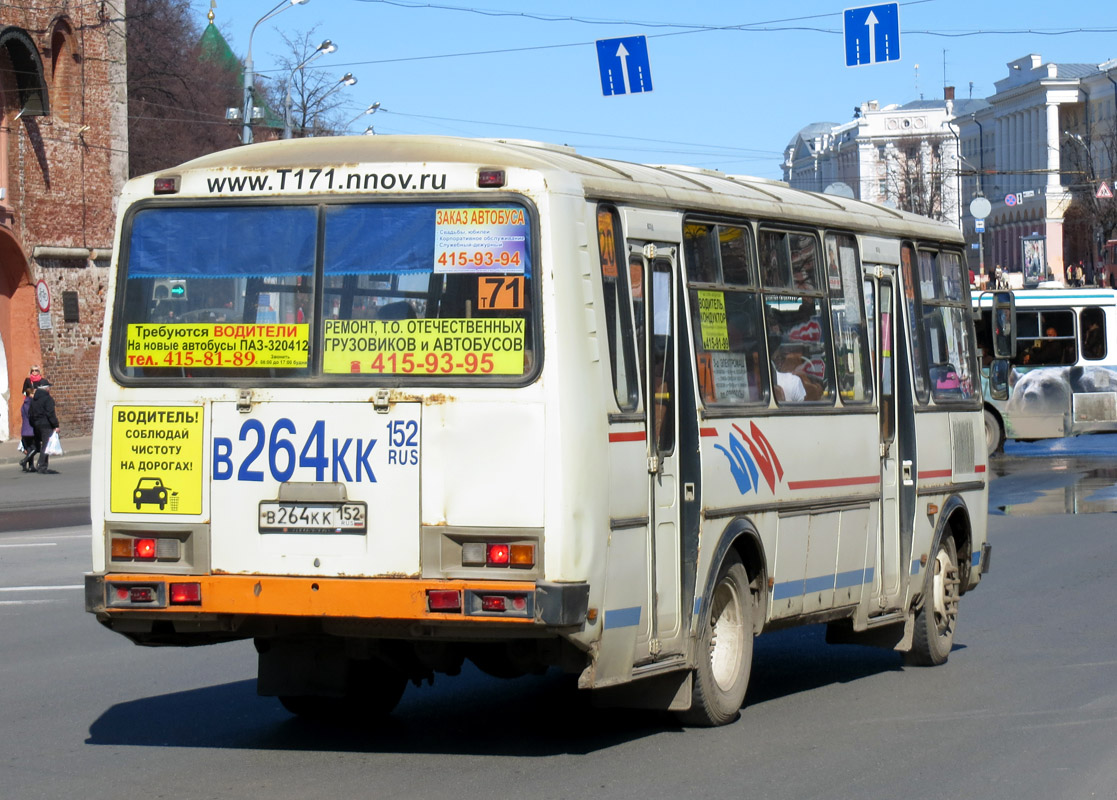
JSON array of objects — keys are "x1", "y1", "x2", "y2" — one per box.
[
  {"x1": 844, "y1": 3, "x2": 900, "y2": 67},
  {"x1": 596, "y1": 36, "x2": 653, "y2": 97}
]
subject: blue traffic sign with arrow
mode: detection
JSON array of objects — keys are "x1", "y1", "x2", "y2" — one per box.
[
  {"x1": 844, "y1": 3, "x2": 900, "y2": 67},
  {"x1": 596, "y1": 36, "x2": 653, "y2": 96}
]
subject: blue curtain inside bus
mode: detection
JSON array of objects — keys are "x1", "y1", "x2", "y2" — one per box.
[{"x1": 127, "y1": 206, "x2": 317, "y2": 278}]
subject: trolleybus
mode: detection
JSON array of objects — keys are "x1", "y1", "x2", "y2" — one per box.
[
  {"x1": 975, "y1": 287, "x2": 1117, "y2": 454},
  {"x1": 85, "y1": 136, "x2": 994, "y2": 726}
]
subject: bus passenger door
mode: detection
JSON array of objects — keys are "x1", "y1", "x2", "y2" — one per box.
[
  {"x1": 865, "y1": 270, "x2": 904, "y2": 611},
  {"x1": 630, "y1": 243, "x2": 684, "y2": 661}
]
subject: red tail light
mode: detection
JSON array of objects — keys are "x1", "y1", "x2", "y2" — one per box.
[
  {"x1": 134, "y1": 539, "x2": 157, "y2": 560},
  {"x1": 478, "y1": 169, "x2": 505, "y2": 187},
  {"x1": 480, "y1": 595, "x2": 506, "y2": 612},
  {"x1": 486, "y1": 544, "x2": 510, "y2": 566},
  {"x1": 427, "y1": 589, "x2": 462, "y2": 612},
  {"x1": 169, "y1": 583, "x2": 201, "y2": 605},
  {"x1": 129, "y1": 587, "x2": 155, "y2": 603}
]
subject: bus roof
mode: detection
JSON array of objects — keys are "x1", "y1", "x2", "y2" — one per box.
[
  {"x1": 143, "y1": 135, "x2": 964, "y2": 245},
  {"x1": 973, "y1": 287, "x2": 1117, "y2": 307}
]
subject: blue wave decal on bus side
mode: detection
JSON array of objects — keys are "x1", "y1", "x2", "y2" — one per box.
[{"x1": 716, "y1": 421, "x2": 784, "y2": 495}]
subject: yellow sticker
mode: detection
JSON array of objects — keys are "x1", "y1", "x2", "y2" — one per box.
[
  {"x1": 322, "y1": 317, "x2": 525, "y2": 375},
  {"x1": 696, "y1": 290, "x2": 730, "y2": 351},
  {"x1": 110, "y1": 406, "x2": 204, "y2": 515},
  {"x1": 125, "y1": 323, "x2": 309, "y2": 369}
]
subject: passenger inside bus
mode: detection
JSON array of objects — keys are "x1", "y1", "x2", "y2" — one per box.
[
  {"x1": 1028, "y1": 326, "x2": 1074, "y2": 365},
  {"x1": 772, "y1": 344, "x2": 820, "y2": 402}
]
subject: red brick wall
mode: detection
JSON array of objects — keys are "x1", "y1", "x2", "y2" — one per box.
[{"x1": 0, "y1": 1, "x2": 127, "y2": 438}]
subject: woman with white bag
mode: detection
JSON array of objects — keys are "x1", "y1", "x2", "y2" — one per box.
[{"x1": 28, "y1": 377, "x2": 60, "y2": 474}]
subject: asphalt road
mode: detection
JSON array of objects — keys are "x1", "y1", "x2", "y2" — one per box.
[
  {"x1": 2, "y1": 458, "x2": 1116, "y2": 799},
  {"x1": 0, "y1": 451, "x2": 91, "y2": 531}
]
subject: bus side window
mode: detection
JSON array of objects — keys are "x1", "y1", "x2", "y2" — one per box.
[
  {"x1": 900, "y1": 243, "x2": 930, "y2": 403},
  {"x1": 597, "y1": 206, "x2": 639, "y2": 410},
  {"x1": 1026, "y1": 309, "x2": 1076, "y2": 365},
  {"x1": 825, "y1": 233, "x2": 872, "y2": 404},
  {"x1": 684, "y1": 221, "x2": 767, "y2": 406},
  {"x1": 1081, "y1": 306, "x2": 1106, "y2": 361},
  {"x1": 761, "y1": 230, "x2": 833, "y2": 404}
]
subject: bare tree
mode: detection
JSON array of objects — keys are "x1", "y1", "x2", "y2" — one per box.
[
  {"x1": 126, "y1": 0, "x2": 242, "y2": 176},
  {"x1": 1063, "y1": 125, "x2": 1117, "y2": 267},
  {"x1": 884, "y1": 141, "x2": 949, "y2": 222},
  {"x1": 265, "y1": 27, "x2": 355, "y2": 138}
]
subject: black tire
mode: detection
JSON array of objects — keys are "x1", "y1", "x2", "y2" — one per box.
[
  {"x1": 279, "y1": 660, "x2": 407, "y2": 721},
  {"x1": 984, "y1": 407, "x2": 1004, "y2": 457},
  {"x1": 678, "y1": 552, "x2": 754, "y2": 727},
  {"x1": 907, "y1": 536, "x2": 960, "y2": 666}
]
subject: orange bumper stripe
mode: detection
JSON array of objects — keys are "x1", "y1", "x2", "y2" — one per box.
[{"x1": 103, "y1": 574, "x2": 537, "y2": 623}]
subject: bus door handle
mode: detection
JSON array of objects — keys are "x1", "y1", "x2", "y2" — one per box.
[{"x1": 902, "y1": 460, "x2": 914, "y2": 486}]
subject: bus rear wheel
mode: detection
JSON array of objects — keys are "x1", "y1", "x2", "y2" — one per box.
[
  {"x1": 679, "y1": 552, "x2": 754, "y2": 727},
  {"x1": 907, "y1": 537, "x2": 960, "y2": 666}
]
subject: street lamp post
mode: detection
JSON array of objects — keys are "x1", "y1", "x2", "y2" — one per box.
[
  {"x1": 243, "y1": 0, "x2": 310, "y2": 145},
  {"x1": 1064, "y1": 131, "x2": 1098, "y2": 282},
  {"x1": 305, "y1": 73, "x2": 357, "y2": 136},
  {"x1": 282, "y1": 41, "x2": 339, "y2": 139},
  {"x1": 345, "y1": 102, "x2": 381, "y2": 133}
]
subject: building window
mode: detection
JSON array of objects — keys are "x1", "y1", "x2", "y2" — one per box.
[{"x1": 50, "y1": 19, "x2": 77, "y2": 124}]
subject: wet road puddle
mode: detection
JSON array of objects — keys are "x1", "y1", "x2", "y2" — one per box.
[{"x1": 989, "y1": 460, "x2": 1117, "y2": 515}]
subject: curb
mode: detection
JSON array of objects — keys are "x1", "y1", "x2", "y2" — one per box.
[{"x1": 1, "y1": 439, "x2": 92, "y2": 466}]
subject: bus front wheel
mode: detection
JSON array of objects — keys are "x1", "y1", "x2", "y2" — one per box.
[
  {"x1": 984, "y1": 408, "x2": 1004, "y2": 457},
  {"x1": 679, "y1": 552, "x2": 754, "y2": 727},
  {"x1": 907, "y1": 536, "x2": 960, "y2": 666}
]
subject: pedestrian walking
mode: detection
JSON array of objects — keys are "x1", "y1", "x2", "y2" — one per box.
[
  {"x1": 22, "y1": 364, "x2": 43, "y2": 396},
  {"x1": 28, "y1": 378, "x2": 59, "y2": 474},
  {"x1": 17, "y1": 385, "x2": 37, "y2": 472}
]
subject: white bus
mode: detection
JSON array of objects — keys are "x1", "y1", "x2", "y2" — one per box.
[
  {"x1": 975, "y1": 288, "x2": 1117, "y2": 454},
  {"x1": 85, "y1": 136, "x2": 993, "y2": 726}
]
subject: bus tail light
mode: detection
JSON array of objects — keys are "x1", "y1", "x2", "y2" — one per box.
[
  {"x1": 478, "y1": 169, "x2": 505, "y2": 188},
  {"x1": 486, "y1": 543, "x2": 510, "y2": 566},
  {"x1": 467, "y1": 591, "x2": 531, "y2": 617},
  {"x1": 110, "y1": 536, "x2": 182, "y2": 562},
  {"x1": 461, "y1": 541, "x2": 535, "y2": 569},
  {"x1": 480, "y1": 595, "x2": 506, "y2": 612},
  {"x1": 153, "y1": 176, "x2": 179, "y2": 194},
  {"x1": 427, "y1": 589, "x2": 462, "y2": 612},
  {"x1": 129, "y1": 586, "x2": 155, "y2": 603},
  {"x1": 169, "y1": 582, "x2": 201, "y2": 605}
]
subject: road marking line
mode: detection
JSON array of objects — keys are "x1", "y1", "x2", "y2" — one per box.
[
  {"x1": 0, "y1": 533, "x2": 91, "y2": 543},
  {"x1": 0, "y1": 585, "x2": 84, "y2": 592},
  {"x1": 0, "y1": 600, "x2": 59, "y2": 606}
]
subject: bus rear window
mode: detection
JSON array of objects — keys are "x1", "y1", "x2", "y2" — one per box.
[{"x1": 114, "y1": 202, "x2": 535, "y2": 382}]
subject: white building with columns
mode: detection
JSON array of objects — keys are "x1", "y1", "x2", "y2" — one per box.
[
  {"x1": 956, "y1": 54, "x2": 1117, "y2": 283},
  {"x1": 783, "y1": 91, "x2": 987, "y2": 230},
  {"x1": 785, "y1": 55, "x2": 1117, "y2": 284}
]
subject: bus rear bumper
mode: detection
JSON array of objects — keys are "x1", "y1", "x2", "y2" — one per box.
[{"x1": 85, "y1": 573, "x2": 588, "y2": 629}]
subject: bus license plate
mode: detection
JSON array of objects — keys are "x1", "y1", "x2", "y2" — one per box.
[{"x1": 258, "y1": 502, "x2": 367, "y2": 534}]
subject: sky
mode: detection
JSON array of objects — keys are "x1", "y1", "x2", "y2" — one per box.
[{"x1": 198, "y1": 0, "x2": 1117, "y2": 181}]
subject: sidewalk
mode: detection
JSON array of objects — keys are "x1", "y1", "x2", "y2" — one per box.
[{"x1": 1, "y1": 434, "x2": 92, "y2": 465}]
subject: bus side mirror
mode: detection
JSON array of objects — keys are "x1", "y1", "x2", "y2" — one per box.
[
  {"x1": 989, "y1": 359, "x2": 1010, "y2": 401},
  {"x1": 991, "y1": 291, "x2": 1016, "y2": 359}
]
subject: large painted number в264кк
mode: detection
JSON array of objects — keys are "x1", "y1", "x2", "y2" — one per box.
[{"x1": 211, "y1": 406, "x2": 419, "y2": 484}]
